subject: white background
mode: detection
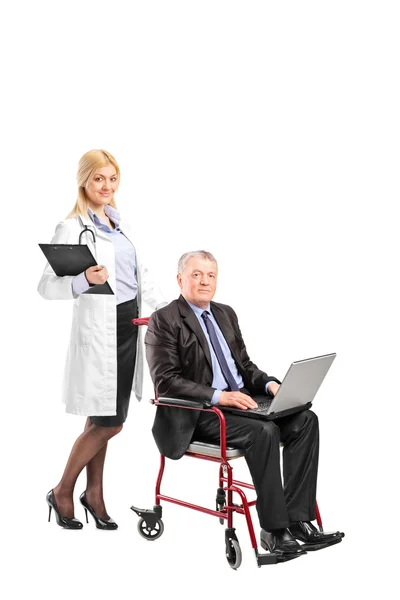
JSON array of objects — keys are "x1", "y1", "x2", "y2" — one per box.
[{"x1": 1, "y1": 1, "x2": 398, "y2": 598}]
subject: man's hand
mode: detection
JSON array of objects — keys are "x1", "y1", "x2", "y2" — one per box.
[
  {"x1": 219, "y1": 391, "x2": 258, "y2": 410},
  {"x1": 85, "y1": 265, "x2": 109, "y2": 285},
  {"x1": 268, "y1": 383, "x2": 280, "y2": 396}
]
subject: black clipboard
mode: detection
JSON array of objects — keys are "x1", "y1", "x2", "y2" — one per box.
[{"x1": 39, "y1": 244, "x2": 114, "y2": 295}]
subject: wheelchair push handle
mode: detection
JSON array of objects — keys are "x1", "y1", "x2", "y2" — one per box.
[{"x1": 132, "y1": 317, "x2": 150, "y2": 326}]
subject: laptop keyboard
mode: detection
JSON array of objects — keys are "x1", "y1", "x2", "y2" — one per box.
[{"x1": 253, "y1": 398, "x2": 273, "y2": 412}]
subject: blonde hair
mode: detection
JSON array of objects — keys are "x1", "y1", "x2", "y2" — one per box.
[{"x1": 67, "y1": 149, "x2": 120, "y2": 218}]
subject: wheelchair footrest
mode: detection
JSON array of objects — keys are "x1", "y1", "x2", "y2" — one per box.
[
  {"x1": 300, "y1": 535, "x2": 343, "y2": 552},
  {"x1": 130, "y1": 504, "x2": 162, "y2": 528},
  {"x1": 255, "y1": 550, "x2": 278, "y2": 566}
]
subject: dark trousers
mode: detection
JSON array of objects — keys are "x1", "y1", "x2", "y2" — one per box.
[{"x1": 193, "y1": 409, "x2": 319, "y2": 530}]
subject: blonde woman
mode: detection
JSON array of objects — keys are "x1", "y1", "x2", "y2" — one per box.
[{"x1": 38, "y1": 149, "x2": 166, "y2": 530}]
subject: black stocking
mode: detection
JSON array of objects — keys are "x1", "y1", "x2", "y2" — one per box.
[{"x1": 53, "y1": 421, "x2": 122, "y2": 518}]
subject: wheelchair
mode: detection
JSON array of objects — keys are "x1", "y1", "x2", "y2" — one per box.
[{"x1": 130, "y1": 318, "x2": 325, "y2": 569}]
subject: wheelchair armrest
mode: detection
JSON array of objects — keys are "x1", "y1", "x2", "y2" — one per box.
[
  {"x1": 156, "y1": 396, "x2": 212, "y2": 410},
  {"x1": 156, "y1": 400, "x2": 230, "y2": 459}
]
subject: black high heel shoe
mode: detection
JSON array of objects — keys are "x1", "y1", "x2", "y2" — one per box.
[
  {"x1": 79, "y1": 491, "x2": 118, "y2": 530},
  {"x1": 46, "y1": 490, "x2": 83, "y2": 529}
]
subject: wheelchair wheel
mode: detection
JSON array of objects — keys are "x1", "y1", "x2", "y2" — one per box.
[
  {"x1": 226, "y1": 538, "x2": 242, "y2": 570},
  {"x1": 137, "y1": 517, "x2": 164, "y2": 541}
]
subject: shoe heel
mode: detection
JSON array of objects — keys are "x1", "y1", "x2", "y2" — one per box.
[
  {"x1": 260, "y1": 538, "x2": 268, "y2": 552},
  {"x1": 79, "y1": 491, "x2": 118, "y2": 530},
  {"x1": 46, "y1": 489, "x2": 83, "y2": 530}
]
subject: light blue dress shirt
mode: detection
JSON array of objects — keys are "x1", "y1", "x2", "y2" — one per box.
[
  {"x1": 72, "y1": 206, "x2": 138, "y2": 305},
  {"x1": 186, "y1": 300, "x2": 273, "y2": 405}
]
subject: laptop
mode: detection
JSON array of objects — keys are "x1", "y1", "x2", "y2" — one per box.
[{"x1": 222, "y1": 353, "x2": 336, "y2": 421}]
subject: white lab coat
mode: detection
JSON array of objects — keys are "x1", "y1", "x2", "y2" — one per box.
[{"x1": 38, "y1": 212, "x2": 166, "y2": 416}]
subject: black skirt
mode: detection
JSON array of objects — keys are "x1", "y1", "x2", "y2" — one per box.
[{"x1": 90, "y1": 298, "x2": 138, "y2": 427}]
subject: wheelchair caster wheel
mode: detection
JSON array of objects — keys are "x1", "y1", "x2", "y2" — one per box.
[
  {"x1": 226, "y1": 538, "x2": 242, "y2": 570},
  {"x1": 225, "y1": 528, "x2": 242, "y2": 569},
  {"x1": 137, "y1": 517, "x2": 164, "y2": 541}
]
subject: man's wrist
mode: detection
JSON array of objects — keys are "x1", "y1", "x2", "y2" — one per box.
[{"x1": 211, "y1": 390, "x2": 222, "y2": 405}]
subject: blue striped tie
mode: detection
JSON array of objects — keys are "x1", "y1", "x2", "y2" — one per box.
[{"x1": 201, "y1": 311, "x2": 240, "y2": 391}]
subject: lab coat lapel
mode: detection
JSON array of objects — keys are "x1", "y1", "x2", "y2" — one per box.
[
  {"x1": 77, "y1": 213, "x2": 116, "y2": 294},
  {"x1": 78, "y1": 213, "x2": 113, "y2": 244}
]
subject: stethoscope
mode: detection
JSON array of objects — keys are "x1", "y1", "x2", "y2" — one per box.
[{"x1": 78, "y1": 218, "x2": 97, "y2": 245}]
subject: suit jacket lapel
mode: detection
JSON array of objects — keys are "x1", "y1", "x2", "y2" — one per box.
[
  {"x1": 178, "y1": 296, "x2": 213, "y2": 369},
  {"x1": 210, "y1": 302, "x2": 243, "y2": 370}
]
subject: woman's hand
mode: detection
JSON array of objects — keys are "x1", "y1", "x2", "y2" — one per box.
[{"x1": 85, "y1": 265, "x2": 109, "y2": 285}]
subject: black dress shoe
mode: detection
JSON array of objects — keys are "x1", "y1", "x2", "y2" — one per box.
[
  {"x1": 46, "y1": 490, "x2": 83, "y2": 530},
  {"x1": 79, "y1": 492, "x2": 118, "y2": 530},
  {"x1": 260, "y1": 528, "x2": 307, "y2": 562},
  {"x1": 289, "y1": 521, "x2": 344, "y2": 551}
]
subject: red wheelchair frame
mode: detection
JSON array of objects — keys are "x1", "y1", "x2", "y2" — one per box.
[{"x1": 130, "y1": 318, "x2": 324, "y2": 569}]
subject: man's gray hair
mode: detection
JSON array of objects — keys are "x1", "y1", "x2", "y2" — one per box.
[{"x1": 178, "y1": 250, "x2": 217, "y2": 274}]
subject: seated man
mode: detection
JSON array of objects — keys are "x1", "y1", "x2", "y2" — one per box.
[{"x1": 145, "y1": 250, "x2": 343, "y2": 562}]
